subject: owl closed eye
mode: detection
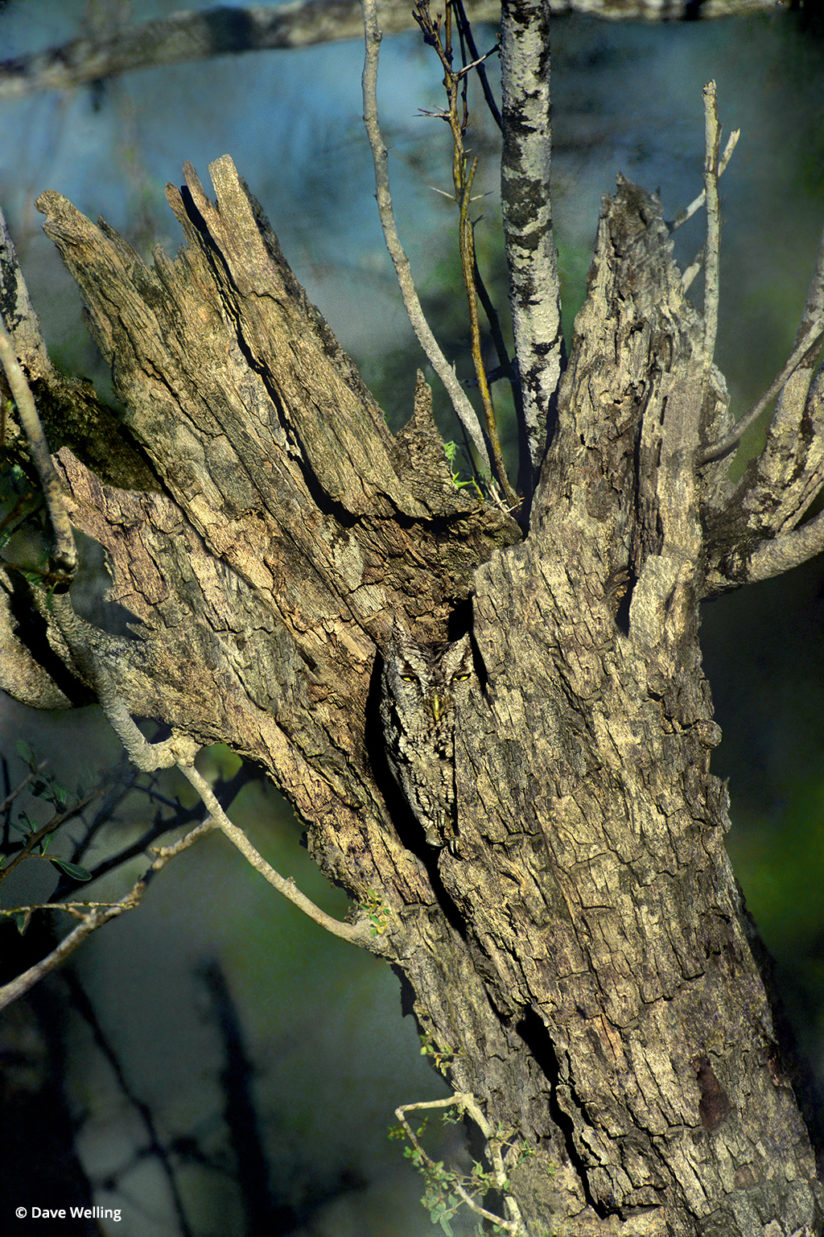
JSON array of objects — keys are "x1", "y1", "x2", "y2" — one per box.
[{"x1": 379, "y1": 628, "x2": 474, "y2": 849}]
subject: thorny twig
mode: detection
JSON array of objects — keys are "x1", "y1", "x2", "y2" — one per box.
[
  {"x1": 360, "y1": 0, "x2": 492, "y2": 475},
  {"x1": 413, "y1": 0, "x2": 518, "y2": 507}
]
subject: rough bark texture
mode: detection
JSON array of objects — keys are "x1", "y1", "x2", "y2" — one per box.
[{"x1": 2, "y1": 156, "x2": 823, "y2": 1236}]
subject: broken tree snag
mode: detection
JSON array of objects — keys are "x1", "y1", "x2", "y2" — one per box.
[
  {"x1": 6, "y1": 153, "x2": 821, "y2": 1235},
  {"x1": 435, "y1": 179, "x2": 822, "y2": 1231},
  {"x1": 30, "y1": 155, "x2": 516, "y2": 879}
]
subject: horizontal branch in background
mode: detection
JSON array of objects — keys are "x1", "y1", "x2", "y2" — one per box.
[{"x1": 0, "y1": 0, "x2": 787, "y2": 102}]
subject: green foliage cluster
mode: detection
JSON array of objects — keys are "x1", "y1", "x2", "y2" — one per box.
[
  {"x1": 360, "y1": 885, "x2": 393, "y2": 935},
  {"x1": 389, "y1": 1106, "x2": 538, "y2": 1236}
]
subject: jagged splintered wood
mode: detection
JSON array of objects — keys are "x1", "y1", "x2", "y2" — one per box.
[{"x1": 1, "y1": 156, "x2": 823, "y2": 1234}]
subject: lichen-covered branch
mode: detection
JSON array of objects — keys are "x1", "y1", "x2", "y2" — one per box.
[{"x1": 499, "y1": 0, "x2": 564, "y2": 498}]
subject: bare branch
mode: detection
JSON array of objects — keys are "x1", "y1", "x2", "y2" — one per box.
[
  {"x1": 452, "y1": 0, "x2": 502, "y2": 131},
  {"x1": 179, "y1": 761, "x2": 379, "y2": 949},
  {"x1": 699, "y1": 317, "x2": 824, "y2": 464},
  {"x1": 701, "y1": 81, "x2": 721, "y2": 375},
  {"x1": 0, "y1": 820, "x2": 213, "y2": 1013},
  {"x1": 0, "y1": 326, "x2": 77, "y2": 576},
  {"x1": 360, "y1": 0, "x2": 491, "y2": 473},
  {"x1": 669, "y1": 128, "x2": 740, "y2": 233}
]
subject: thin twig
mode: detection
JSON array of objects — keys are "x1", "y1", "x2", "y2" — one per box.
[
  {"x1": 459, "y1": 177, "x2": 518, "y2": 506},
  {"x1": 669, "y1": 128, "x2": 740, "y2": 232},
  {"x1": 473, "y1": 253, "x2": 521, "y2": 415},
  {"x1": 413, "y1": 0, "x2": 517, "y2": 504},
  {"x1": 179, "y1": 761, "x2": 376, "y2": 948},
  {"x1": 0, "y1": 789, "x2": 100, "y2": 884},
  {"x1": 702, "y1": 81, "x2": 721, "y2": 376},
  {"x1": 0, "y1": 763, "x2": 47, "y2": 816},
  {"x1": 0, "y1": 325, "x2": 76, "y2": 576},
  {"x1": 699, "y1": 317, "x2": 824, "y2": 464},
  {"x1": 0, "y1": 900, "x2": 131, "y2": 919},
  {"x1": 360, "y1": 0, "x2": 491, "y2": 473},
  {"x1": 0, "y1": 820, "x2": 214, "y2": 1013},
  {"x1": 452, "y1": 0, "x2": 502, "y2": 130}
]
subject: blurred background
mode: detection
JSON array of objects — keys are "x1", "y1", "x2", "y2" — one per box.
[{"x1": 0, "y1": 0, "x2": 823, "y2": 1232}]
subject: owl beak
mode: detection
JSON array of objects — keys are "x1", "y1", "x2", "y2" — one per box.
[{"x1": 430, "y1": 693, "x2": 445, "y2": 722}]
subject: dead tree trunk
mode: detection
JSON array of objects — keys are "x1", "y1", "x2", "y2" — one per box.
[{"x1": 1, "y1": 146, "x2": 823, "y2": 1237}]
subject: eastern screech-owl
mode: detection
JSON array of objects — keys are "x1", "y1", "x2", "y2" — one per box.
[{"x1": 379, "y1": 629, "x2": 473, "y2": 849}]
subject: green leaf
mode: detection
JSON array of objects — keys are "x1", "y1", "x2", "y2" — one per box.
[
  {"x1": 12, "y1": 812, "x2": 35, "y2": 835},
  {"x1": 50, "y1": 782, "x2": 69, "y2": 808},
  {"x1": 49, "y1": 857, "x2": 93, "y2": 882},
  {"x1": 12, "y1": 910, "x2": 30, "y2": 935},
  {"x1": 16, "y1": 739, "x2": 35, "y2": 766}
]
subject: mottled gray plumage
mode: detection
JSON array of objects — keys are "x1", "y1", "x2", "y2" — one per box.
[{"x1": 379, "y1": 629, "x2": 473, "y2": 849}]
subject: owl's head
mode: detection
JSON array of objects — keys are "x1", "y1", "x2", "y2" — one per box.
[{"x1": 384, "y1": 630, "x2": 473, "y2": 724}]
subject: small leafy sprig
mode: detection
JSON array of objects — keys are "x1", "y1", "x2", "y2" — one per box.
[
  {"x1": 389, "y1": 1092, "x2": 530, "y2": 1235},
  {"x1": 360, "y1": 886, "x2": 392, "y2": 936},
  {"x1": 419, "y1": 1030, "x2": 456, "y2": 1076},
  {"x1": 443, "y1": 440, "x2": 487, "y2": 499}
]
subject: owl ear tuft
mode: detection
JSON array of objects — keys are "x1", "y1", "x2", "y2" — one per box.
[{"x1": 441, "y1": 633, "x2": 472, "y2": 678}]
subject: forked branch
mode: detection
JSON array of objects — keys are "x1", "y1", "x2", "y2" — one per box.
[
  {"x1": 413, "y1": 0, "x2": 518, "y2": 507},
  {"x1": 700, "y1": 317, "x2": 824, "y2": 464}
]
